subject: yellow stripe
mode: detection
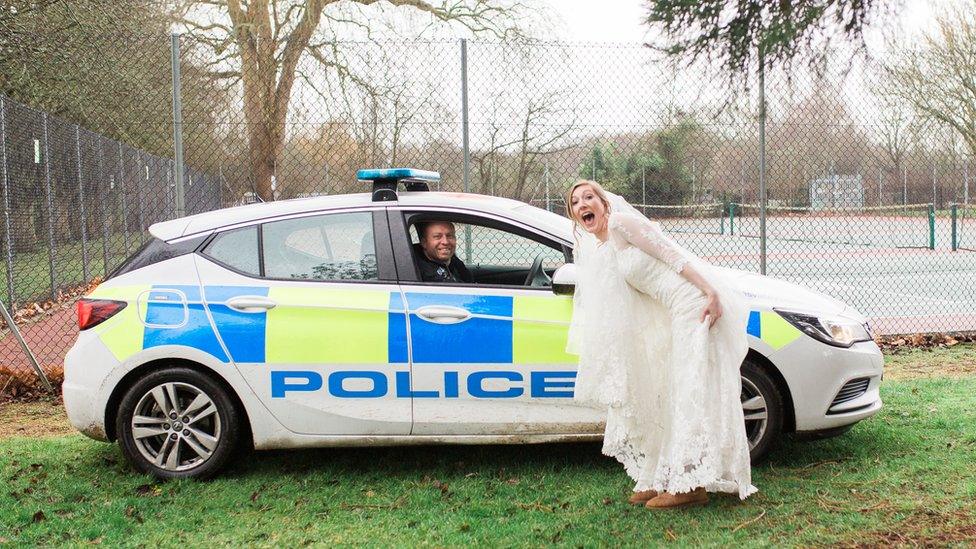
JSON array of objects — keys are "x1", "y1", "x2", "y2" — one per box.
[
  {"x1": 265, "y1": 287, "x2": 389, "y2": 364},
  {"x1": 759, "y1": 311, "x2": 802, "y2": 351},
  {"x1": 90, "y1": 284, "x2": 149, "y2": 361},
  {"x1": 513, "y1": 295, "x2": 577, "y2": 364}
]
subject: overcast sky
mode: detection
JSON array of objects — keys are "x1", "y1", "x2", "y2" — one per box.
[{"x1": 544, "y1": 0, "x2": 945, "y2": 50}]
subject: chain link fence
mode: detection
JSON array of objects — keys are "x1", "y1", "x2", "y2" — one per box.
[{"x1": 1, "y1": 32, "x2": 975, "y2": 396}]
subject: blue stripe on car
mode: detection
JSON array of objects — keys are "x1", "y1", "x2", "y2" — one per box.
[{"x1": 405, "y1": 293, "x2": 513, "y2": 364}]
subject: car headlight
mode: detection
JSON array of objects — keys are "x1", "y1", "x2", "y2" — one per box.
[{"x1": 775, "y1": 309, "x2": 873, "y2": 348}]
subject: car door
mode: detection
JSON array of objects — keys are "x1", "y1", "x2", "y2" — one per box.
[
  {"x1": 390, "y1": 207, "x2": 603, "y2": 436},
  {"x1": 197, "y1": 208, "x2": 411, "y2": 435}
]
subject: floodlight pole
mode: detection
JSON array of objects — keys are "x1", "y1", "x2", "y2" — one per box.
[
  {"x1": 461, "y1": 38, "x2": 470, "y2": 194},
  {"x1": 460, "y1": 38, "x2": 472, "y2": 262}
]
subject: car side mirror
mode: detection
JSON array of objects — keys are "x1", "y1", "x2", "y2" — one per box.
[{"x1": 551, "y1": 264, "x2": 576, "y2": 295}]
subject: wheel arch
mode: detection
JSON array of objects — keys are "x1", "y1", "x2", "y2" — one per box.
[
  {"x1": 744, "y1": 349, "x2": 796, "y2": 433},
  {"x1": 104, "y1": 358, "x2": 254, "y2": 449}
]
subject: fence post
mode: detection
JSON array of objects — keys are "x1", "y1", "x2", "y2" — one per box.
[
  {"x1": 878, "y1": 167, "x2": 882, "y2": 206},
  {"x1": 729, "y1": 202, "x2": 736, "y2": 236},
  {"x1": 41, "y1": 113, "x2": 57, "y2": 300},
  {"x1": 74, "y1": 126, "x2": 90, "y2": 282},
  {"x1": 118, "y1": 141, "x2": 129, "y2": 254},
  {"x1": 0, "y1": 97, "x2": 15, "y2": 307},
  {"x1": 97, "y1": 137, "x2": 109, "y2": 276},
  {"x1": 544, "y1": 161, "x2": 551, "y2": 212},
  {"x1": 758, "y1": 50, "x2": 768, "y2": 275},
  {"x1": 965, "y1": 160, "x2": 970, "y2": 206},
  {"x1": 951, "y1": 204, "x2": 958, "y2": 251},
  {"x1": 0, "y1": 301, "x2": 52, "y2": 392},
  {"x1": 928, "y1": 203, "x2": 935, "y2": 250},
  {"x1": 136, "y1": 151, "x2": 146, "y2": 236},
  {"x1": 171, "y1": 33, "x2": 186, "y2": 218},
  {"x1": 903, "y1": 165, "x2": 907, "y2": 211},
  {"x1": 641, "y1": 166, "x2": 646, "y2": 206}
]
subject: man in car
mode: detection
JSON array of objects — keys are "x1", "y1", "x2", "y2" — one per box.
[{"x1": 414, "y1": 221, "x2": 473, "y2": 283}]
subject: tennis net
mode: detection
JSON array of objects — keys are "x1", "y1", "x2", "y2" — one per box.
[
  {"x1": 955, "y1": 204, "x2": 976, "y2": 252},
  {"x1": 729, "y1": 203, "x2": 935, "y2": 249}
]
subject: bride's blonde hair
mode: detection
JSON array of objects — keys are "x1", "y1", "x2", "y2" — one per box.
[{"x1": 564, "y1": 179, "x2": 612, "y2": 228}]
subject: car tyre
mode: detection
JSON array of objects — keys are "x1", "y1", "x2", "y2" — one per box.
[
  {"x1": 116, "y1": 367, "x2": 241, "y2": 480},
  {"x1": 741, "y1": 358, "x2": 785, "y2": 463}
]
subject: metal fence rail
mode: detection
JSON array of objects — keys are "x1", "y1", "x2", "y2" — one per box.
[{"x1": 1, "y1": 33, "x2": 976, "y2": 396}]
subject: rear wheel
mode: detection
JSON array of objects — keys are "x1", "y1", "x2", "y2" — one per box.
[
  {"x1": 740, "y1": 359, "x2": 785, "y2": 463},
  {"x1": 116, "y1": 367, "x2": 241, "y2": 480}
]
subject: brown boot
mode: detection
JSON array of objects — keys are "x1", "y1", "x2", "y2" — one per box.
[
  {"x1": 644, "y1": 488, "x2": 709, "y2": 509},
  {"x1": 627, "y1": 490, "x2": 659, "y2": 505}
]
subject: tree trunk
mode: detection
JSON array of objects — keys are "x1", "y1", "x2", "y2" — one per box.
[{"x1": 246, "y1": 117, "x2": 277, "y2": 200}]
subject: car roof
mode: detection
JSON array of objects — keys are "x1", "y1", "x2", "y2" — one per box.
[{"x1": 149, "y1": 191, "x2": 574, "y2": 243}]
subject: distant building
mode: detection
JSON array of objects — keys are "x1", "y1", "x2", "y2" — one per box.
[{"x1": 809, "y1": 175, "x2": 864, "y2": 209}]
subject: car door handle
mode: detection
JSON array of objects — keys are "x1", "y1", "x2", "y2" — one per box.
[
  {"x1": 415, "y1": 305, "x2": 472, "y2": 324},
  {"x1": 226, "y1": 296, "x2": 277, "y2": 312}
]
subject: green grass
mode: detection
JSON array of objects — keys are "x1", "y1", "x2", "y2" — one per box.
[{"x1": 1, "y1": 375, "x2": 975, "y2": 546}]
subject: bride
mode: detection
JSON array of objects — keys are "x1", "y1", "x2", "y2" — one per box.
[{"x1": 565, "y1": 179, "x2": 756, "y2": 509}]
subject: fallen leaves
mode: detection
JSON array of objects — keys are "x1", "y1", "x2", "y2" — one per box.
[
  {"x1": 9, "y1": 278, "x2": 102, "y2": 325},
  {"x1": 877, "y1": 332, "x2": 976, "y2": 353}
]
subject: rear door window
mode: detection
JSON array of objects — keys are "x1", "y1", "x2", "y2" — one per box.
[
  {"x1": 262, "y1": 212, "x2": 378, "y2": 281},
  {"x1": 202, "y1": 226, "x2": 260, "y2": 276}
]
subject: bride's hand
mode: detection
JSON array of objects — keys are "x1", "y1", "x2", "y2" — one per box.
[{"x1": 701, "y1": 290, "x2": 722, "y2": 327}]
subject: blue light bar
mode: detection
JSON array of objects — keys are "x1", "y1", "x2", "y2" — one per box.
[
  {"x1": 357, "y1": 168, "x2": 440, "y2": 182},
  {"x1": 360, "y1": 168, "x2": 441, "y2": 201}
]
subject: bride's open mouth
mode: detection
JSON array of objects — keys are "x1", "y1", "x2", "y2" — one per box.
[{"x1": 581, "y1": 212, "x2": 595, "y2": 224}]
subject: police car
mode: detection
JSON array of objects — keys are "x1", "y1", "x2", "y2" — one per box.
[{"x1": 63, "y1": 169, "x2": 883, "y2": 479}]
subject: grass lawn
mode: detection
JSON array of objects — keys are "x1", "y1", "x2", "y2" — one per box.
[{"x1": 1, "y1": 345, "x2": 975, "y2": 547}]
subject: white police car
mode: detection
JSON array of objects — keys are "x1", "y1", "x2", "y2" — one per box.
[{"x1": 63, "y1": 169, "x2": 883, "y2": 479}]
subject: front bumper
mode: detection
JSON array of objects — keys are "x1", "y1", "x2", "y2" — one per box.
[{"x1": 769, "y1": 335, "x2": 884, "y2": 433}]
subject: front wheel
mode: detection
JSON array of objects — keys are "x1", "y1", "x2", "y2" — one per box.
[
  {"x1": 740, "y1": 359, "x2": 785, "y2": 463},
  {"x1": 116, "y1": 367, "x2": 241, "y2": 480}
]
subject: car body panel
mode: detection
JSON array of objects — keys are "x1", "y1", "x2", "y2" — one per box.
[
  {"x1": 399, "y1": 282, "x2": 602, "y2": 436},
  {"x1": 65, "y1": 190, "x2": 883, "y2": 452}
]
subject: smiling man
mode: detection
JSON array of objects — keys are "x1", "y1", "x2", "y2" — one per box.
[{"x1": 413, "y1": 221, "x2": 473, "y2": 283}]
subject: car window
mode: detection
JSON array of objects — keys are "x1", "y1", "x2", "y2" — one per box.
[
  {"x1": 202, "y1": 226, "x2": 260, "y2": 275},
  {"x1": 410, "y1": 220, "x2": 565, "y2": 285},
  {"x1": 263, "y1": 212, "x2": 377, "y2": 281}
]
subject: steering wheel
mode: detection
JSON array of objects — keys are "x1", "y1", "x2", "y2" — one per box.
[{"x1": 523, "y1": 254, "x2": 553, "y2": 287}]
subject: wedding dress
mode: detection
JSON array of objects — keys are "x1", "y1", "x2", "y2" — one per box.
[{"x1": 567, "y1": 193, "x2": 756, "y2": 499}]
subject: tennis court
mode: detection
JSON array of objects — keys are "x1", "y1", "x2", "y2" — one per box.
[{"x1": 653, "y1": 204, "x2": 976, "y2": 335}]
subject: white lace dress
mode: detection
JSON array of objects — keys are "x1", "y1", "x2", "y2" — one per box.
[{"x1": 568, "y1": 210, "x2": 756, "y2": 499}]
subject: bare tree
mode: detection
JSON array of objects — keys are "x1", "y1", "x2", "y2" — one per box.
[
  {"x1": 872, "y1": 94, "x2": 919, "y2": 184},
  {"x1": 175, "y1": 0, "x2": 528, "y2": 200},
  {"x1": 883, "y1": 4, "x2": 976, "y2": 158}
]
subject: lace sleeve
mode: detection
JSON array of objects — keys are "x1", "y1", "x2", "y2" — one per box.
[{"x1": 608, "y1": 211, "x2": 689, "y2": 273}]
